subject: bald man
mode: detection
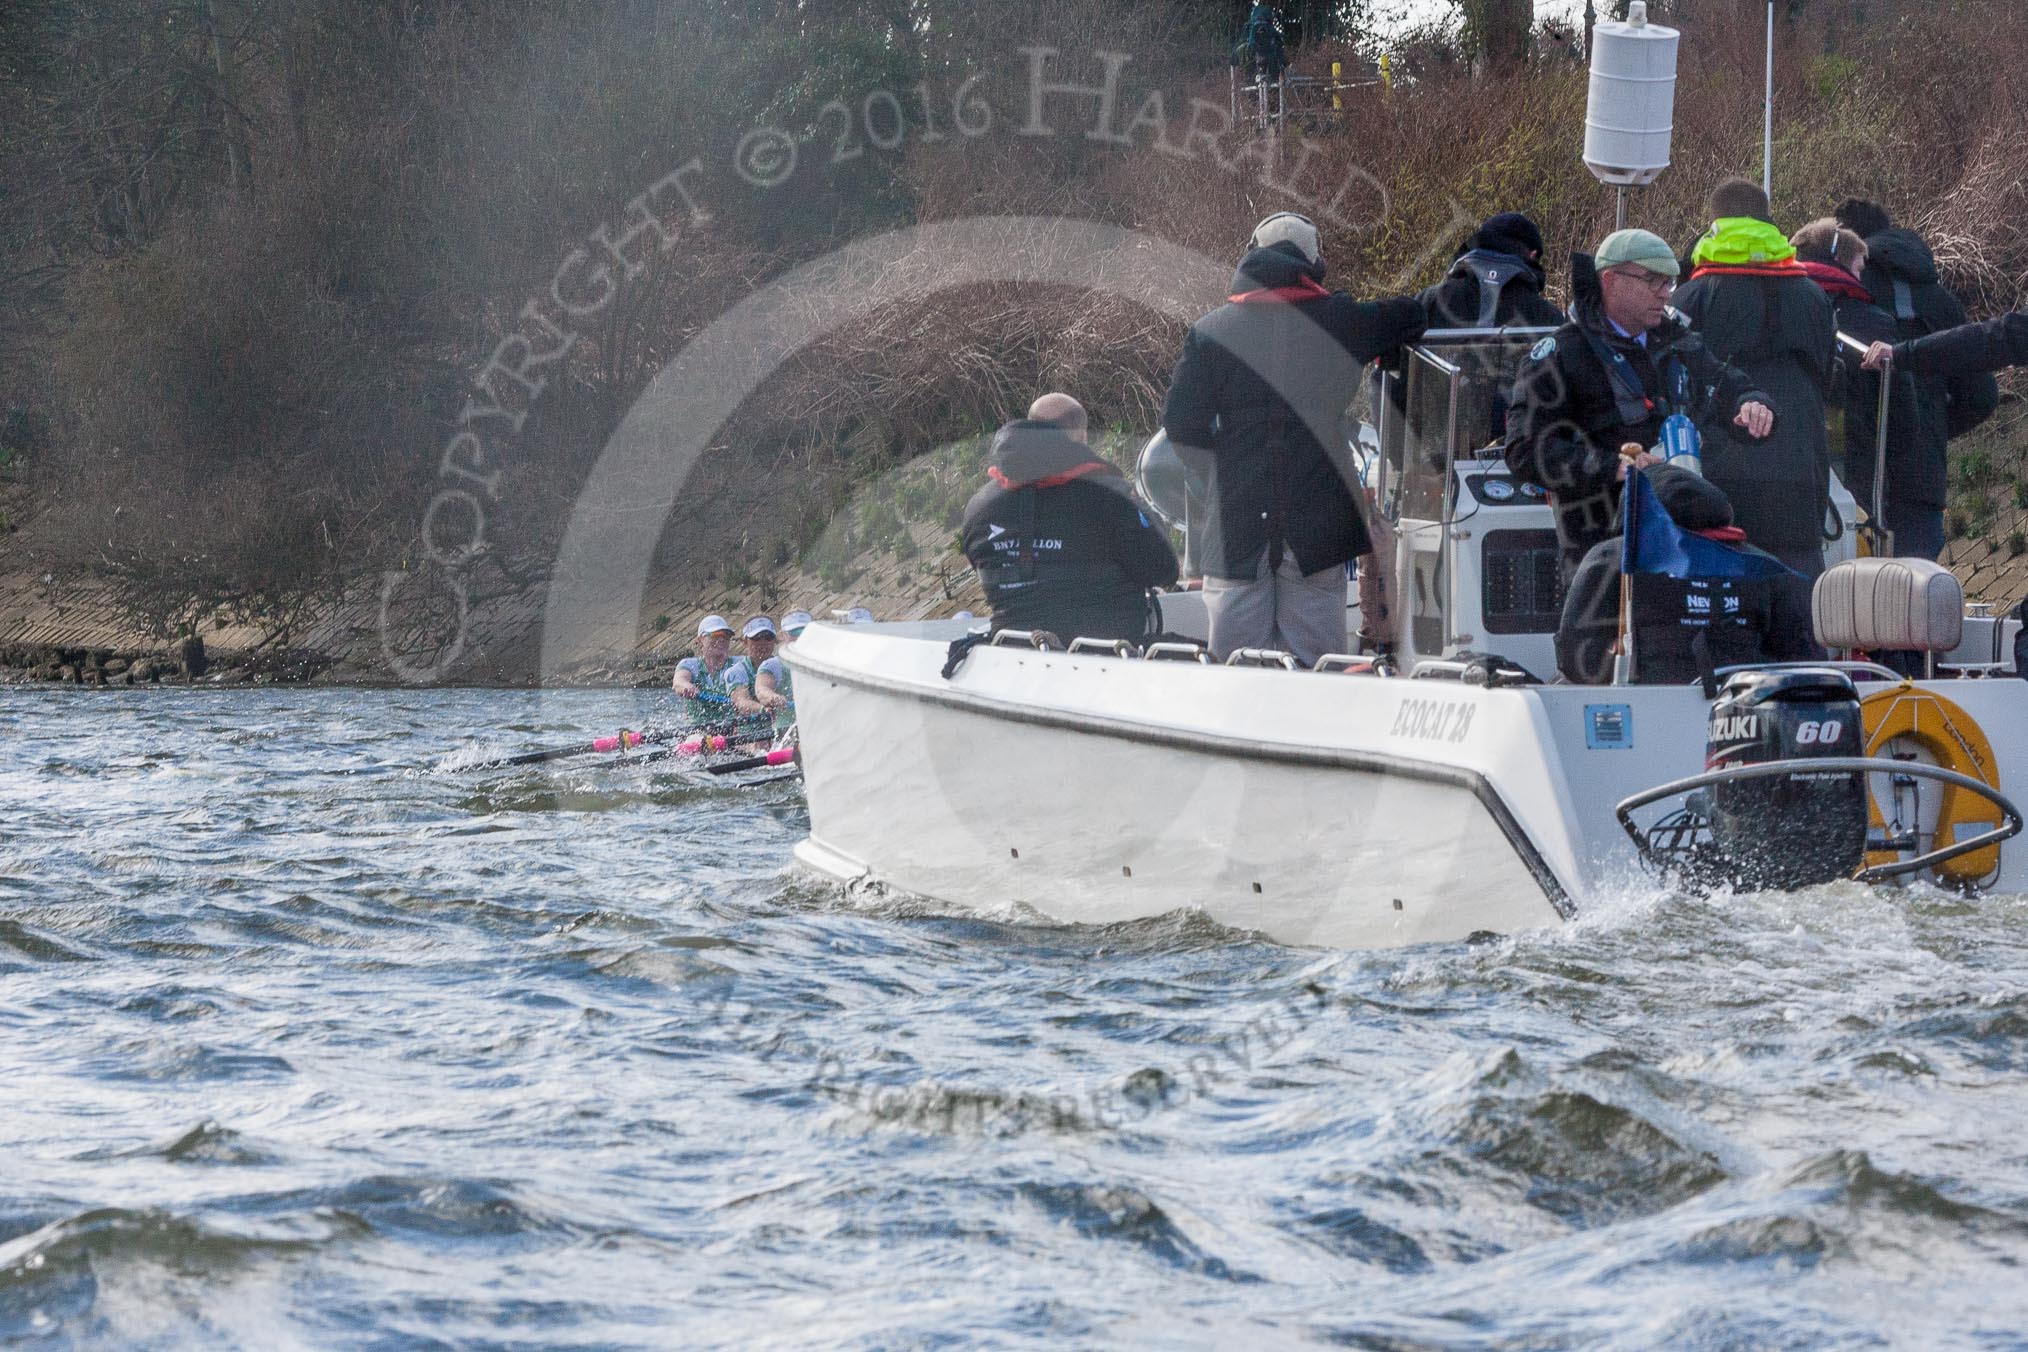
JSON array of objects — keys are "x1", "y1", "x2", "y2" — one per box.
[
  {"x1": 1027, "y1": 391, "x2": 1089, "y2": 440},
  {"x1": 960, "y1": 394, "x2": 1178, "y2": 643}
]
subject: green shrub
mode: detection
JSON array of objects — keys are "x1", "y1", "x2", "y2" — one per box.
[
  {"x1": 1811, "y1": 53, "x2": 1862, "y2": 101},
  {"x1": 1956, "y1": 448, "x2": 1997, "y2": 487}
]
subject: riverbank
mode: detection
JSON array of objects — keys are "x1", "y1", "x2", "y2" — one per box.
[
  {"x1": 0, "y1": 474, "x2": 991, "y2": 688},
  {"x1": 3, "y1": 419, "x2": 2022, "y2": 688}
]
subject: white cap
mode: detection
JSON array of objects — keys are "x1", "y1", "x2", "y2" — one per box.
[
  {"x1": 741, "y1": 616, "x2": 777, "y2": 639},
  {"x1": 782, "y1": 610, "x2": 813, "y2": 633},
  {"x1": 953, "y1": 610, "x2": 977, "y2": 622},
  {"x1": 1250, "y1": 212, "x2": 1320, "y2": 264},
  {"x1": 835, "y1": 606, "x2": 874, "y2": 624},
  {"x1": 696, "y1": 614, "x2": 733, "y2": 636}
]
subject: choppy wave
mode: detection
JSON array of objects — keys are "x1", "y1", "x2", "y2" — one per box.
[{"x1": 4, "y1": 687, "x2": 2028, "y2": 1347}]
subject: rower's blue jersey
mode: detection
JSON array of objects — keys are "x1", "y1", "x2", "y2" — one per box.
[
  {"x1": 676, "y1": 655, "x2": 753, "y2": 726},
  {"x1": 758, "y1": 655, "x2": 794, "y2": 732}
]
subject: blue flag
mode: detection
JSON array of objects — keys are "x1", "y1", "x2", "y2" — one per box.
[{"x1": 1619, "y1": 468, "x2": 1798, "y2": 581}]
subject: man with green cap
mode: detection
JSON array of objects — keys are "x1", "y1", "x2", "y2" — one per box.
[{"x1": 1505, "y1": 226, "x2": 1776, "y2": 579}]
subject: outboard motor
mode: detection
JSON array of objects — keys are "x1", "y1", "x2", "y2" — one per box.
[{"x1": 1704, "y1": 669, "x2": 1868, "y2": 890}]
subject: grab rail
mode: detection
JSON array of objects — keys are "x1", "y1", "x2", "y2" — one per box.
[
  {"x1": 1615, "y1": 757, "x2": 2021, "y2": 884},
  {"x1": 1315, "y1": 653, "x2": 1391, "y2": 675},
  {"x1": 1225, "y1": 648, "x2": 1301, "y2": 670},
  {"x1": 1067, "y1": 637, "x2": 1140, "y2": 659},
  {"x1": 989, "y1": 628, "x2": 1063, "y2": 651},
  {"x1": 1143, "y1": 642, "x2": 1214, "y2": 664},
  {"x1": 1711, "y1": 660, "x2": 1906, "y2": 683}
]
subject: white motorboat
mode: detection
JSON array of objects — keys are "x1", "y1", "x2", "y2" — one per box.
[{"x1": 784, "y1": 330, "x2": 2026, "y2": 948}]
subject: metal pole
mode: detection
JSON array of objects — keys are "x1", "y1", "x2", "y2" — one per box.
[
  {"x1": 1872, "y1": 352, "x2": 1895, "y2": 557},
  {"x1": 1613, "y1": 445, "x2": 1640, "y2": 686},
  {"x1": 1836, "y1": 332, "x2": 1896, "y2": 557},
  {"x1": 1764, "y1": 2, "x2": 1775, "y2": 197},
  {"x1": 1616, "y1": 185, "x2": 1628, "y2": 231}
]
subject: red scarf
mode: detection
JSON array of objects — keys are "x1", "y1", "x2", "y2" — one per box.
[
  {"x1": 987, "y1": 460, "x2": 1117, "y2": 490},
  {"x1": 1230, "y1": 276, "x2": 1330, "y2": 304},
  {"x1": 1687, "y1": 259, "x2": 1811, "y2": 282},
  {"x1": 1797, "y1": 259, "x2": 1873, "y2": 303},
  {"x1": 1693, "y1": 525, "x2": 1748, "y2": 543}
]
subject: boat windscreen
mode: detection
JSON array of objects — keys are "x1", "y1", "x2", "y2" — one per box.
[
  {"x1": 1420, "y1": 337, "x2": 1542, "y2": 460},
  {"x1": 1394, "y1": 336, "x2": 1547, "y2": 523}
]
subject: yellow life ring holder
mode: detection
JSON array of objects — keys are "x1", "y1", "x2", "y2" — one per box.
[{"x1": 1859, "y1": 684, "x2": 2004, "y2": 884}]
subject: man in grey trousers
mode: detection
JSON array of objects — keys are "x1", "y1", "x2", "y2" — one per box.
[{"x1": 1162, "y1": 213, "x2": 1426, "y2": 663}]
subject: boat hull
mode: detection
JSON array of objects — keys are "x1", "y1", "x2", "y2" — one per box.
[
  {"x1": 789, "y1": 625, "x2": 1576, "y2": 947},
  {"x1": 786, "y1": 622, "x2": 2028, "y2": 949}
]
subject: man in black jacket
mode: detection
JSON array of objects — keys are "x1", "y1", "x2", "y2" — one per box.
[
  {"x1": 1790, "y1": 219, "x2": 1921, "y2": 550},
  {"x1": 1505, "y1": 228, "x2": 1775, "y2": 580},
  {"x1": 961, "y1": 394, "x2": 1179, "y2": 644},
  {"x1": 1421, "y1": 211, "x2": 1564, "y2": 331},
  {"x1": 1836, "y1": 198, "x2": 2000, "y2": 559},
  {"x1": 1673, "y1": 177, "x2": 1836, "y2": 579},
  {"x1": 1404, "y1": 211, "x2": 1563, "y2": 445},
  {"x1": 1162, "y1": 213, "x2": 1426, "y2": 663},
  {"x1": 1556, "y1": 466, "x2": 1817, "y2": 685},
  {"x1": 1863, "y1": 310, "x2": 2028, "y2": 378}
]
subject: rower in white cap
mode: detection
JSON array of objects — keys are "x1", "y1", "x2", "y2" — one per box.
[{"x1": 670, "y1": 614, "x2": 748, "y2": 721}]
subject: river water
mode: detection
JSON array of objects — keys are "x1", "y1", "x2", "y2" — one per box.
[{"x1": 3, "y1": 687, "x2": 2027, "y2": 1349}]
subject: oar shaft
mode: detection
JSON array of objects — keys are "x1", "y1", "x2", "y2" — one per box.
[
  {"x1": 475, "y1": 719, "x2": 740, "y2": 769},
  {"x1": 704, "y1": 747, "x2": 798, "y2": 775}
]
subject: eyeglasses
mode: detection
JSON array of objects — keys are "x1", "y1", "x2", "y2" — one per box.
[{"x1": 1608, "y1": 267, "x2": 1676, "y2": 295}]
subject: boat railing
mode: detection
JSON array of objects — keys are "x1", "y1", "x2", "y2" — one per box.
[
  {"x1": 989, "y1": 628, "x2": 1064, "y2": 651},
  {"x1": 1711, "y1": 659, "x2": 1906, "y2": 683},
  {"x1": 1615, "y1": 757, "x2": 2022, "y2": 884},
  {"x1": 1835, "y1": 330, "x2": 1895, "y2": 557},
  {"x1": 1143, "y1": 642, "x2": 1215, "y2": 664},
  {"x1": 1408, "y1": 655, "x2": 1538, "y2": 686},
  {"x1": 1067, "y1": 637, "x2": 1141, "y2": 659},
  {"x1": 1314, "y1": 653, "x2": 1391, "y2": 675},
  {"x1": 1225, "y1": 648, "x2": 1302, "y2": 670}
]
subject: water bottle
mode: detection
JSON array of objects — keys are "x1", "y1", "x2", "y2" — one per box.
[{"x1": 1655, "y1": 411, "x2": 1702, "y2": 477}]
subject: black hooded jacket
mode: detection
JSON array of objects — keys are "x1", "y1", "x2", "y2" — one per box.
[
  {"x1": 1420, "y1": 231, "x2": 1564, "y2": 332},
  {"x1": 960, "y1": 420, "x2": 1179, "y2": 642},
  {"x1": 1796, "y1": 259, "x2": 1922, "y2": 522},
  {"x1": 1556, "y1": 467, "x2": 1818, "y2": 684},
  {"x1": 1894, "y1": 310, "x2": 2028, "y2": 378},
  {"x1": 1504, "y1": 254, "x2": 1771, "y2": 577},
  {"x1": 1670, "y1": 258, "x2": 1835, "y2": 555},
  {"x1": 1860, "y1": 228, "x2": 2001, "y2": 509},
  {"x1": 1162, "y1": 245, "x2": 1426, "y2": 579}
]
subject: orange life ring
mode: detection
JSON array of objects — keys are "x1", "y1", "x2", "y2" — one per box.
[{"x1": 1859, "y1": 684, "x2": 2003, "y2": 884}]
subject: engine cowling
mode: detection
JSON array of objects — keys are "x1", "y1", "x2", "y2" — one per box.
[{"x1": 1705, "y1": 669, "x2": 1868, "y2": 890}]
